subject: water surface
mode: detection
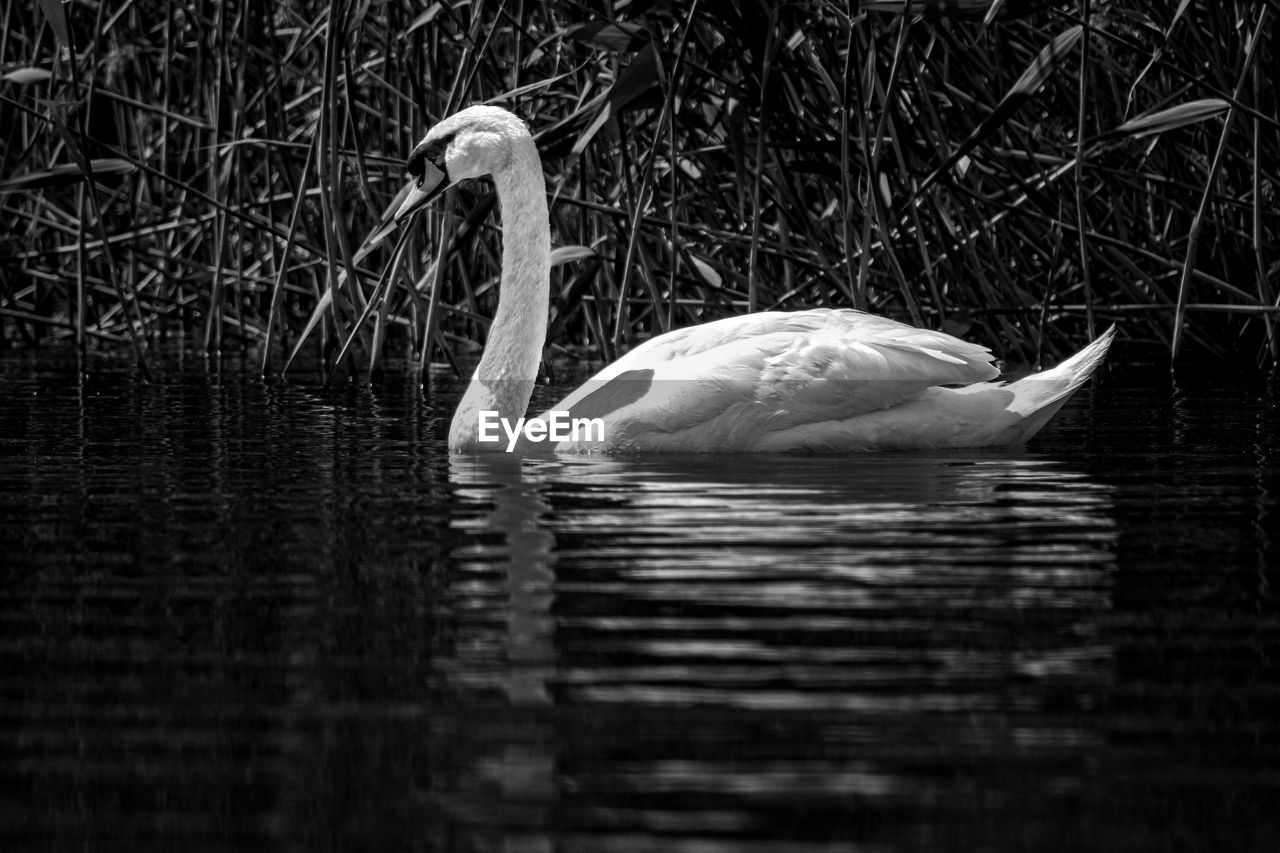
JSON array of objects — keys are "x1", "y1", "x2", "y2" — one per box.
[{"x1": 1, "y1": 350, "x2": 1277, "y2": 851}]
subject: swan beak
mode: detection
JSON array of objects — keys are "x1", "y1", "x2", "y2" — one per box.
[{"x1": 394, "y1": 161, "x2": 450, "y2": 224}]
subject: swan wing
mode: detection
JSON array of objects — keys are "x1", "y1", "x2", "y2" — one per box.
[{"x1": 547, "y1": 309, "x2": 1000, "y2": 450}]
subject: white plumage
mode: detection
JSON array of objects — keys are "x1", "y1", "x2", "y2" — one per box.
[{"x1": 396, "y1": 106, "x2": 1114, "y2": 454}]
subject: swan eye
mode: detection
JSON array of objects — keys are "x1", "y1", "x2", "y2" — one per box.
[{"x1": 407, "y1": 131, "x2": 453, "y2": 180}]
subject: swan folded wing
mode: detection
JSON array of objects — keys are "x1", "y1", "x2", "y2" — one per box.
[
  {"x1": 748, "y1": 329, "x2": 997, "y2": 429},
  {"x1": 546, "y1": 313, "x2": 1001, "y2": 450},
  {"x1": 601, "y1": 309, "x2": 833, "y2": 369},
  {"x1": 585, "y1": 308, "x2": 994, "y2": 373}
]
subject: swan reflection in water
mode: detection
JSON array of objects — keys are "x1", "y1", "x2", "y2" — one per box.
[{"x1": 434, "y1": 453, "x2": 1118, "y2": 851}]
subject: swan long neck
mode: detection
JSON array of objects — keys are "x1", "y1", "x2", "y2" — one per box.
[{"x1": 449, "y1": 132, "x2": 550, "y2": 452}]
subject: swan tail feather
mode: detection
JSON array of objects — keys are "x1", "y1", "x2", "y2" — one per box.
[{"x1": 1005, "y1": 325, "x2": 1117, "y2": 444}]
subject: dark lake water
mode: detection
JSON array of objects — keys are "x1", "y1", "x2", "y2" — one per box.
[{"x1": 2, "y1": 348, "x2": 1278, "y2": 851}]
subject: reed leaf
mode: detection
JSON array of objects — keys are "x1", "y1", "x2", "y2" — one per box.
[
  {"x1": 913, "y1": 25, "x2": 1083, "y2": 200},
  {"x1": 1101, "y1": 98, "x2": 1231, "y2": 142},
  {"x1": 32, "y1": 0, "x2": 69, "y2": 48},
  {"x1": 2, "y1": 67, "x2": 52, "y2": 85}
]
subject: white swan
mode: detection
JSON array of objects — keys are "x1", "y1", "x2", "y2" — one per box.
[{"x1": 396, "y1": 105, "x2": 1114, "y2": 454}]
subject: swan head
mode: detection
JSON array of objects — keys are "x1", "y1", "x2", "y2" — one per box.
[{"x1": 395, "y1": 105, "x2": 532, "y2": 223}]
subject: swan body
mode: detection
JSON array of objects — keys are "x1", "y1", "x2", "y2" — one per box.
[{"x1": 397, "y1": 105, "x2": 1114, "y2": 454}]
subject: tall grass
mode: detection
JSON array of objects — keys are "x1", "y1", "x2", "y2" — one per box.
[{"x1": 1, "y1": 0, "x2": 1277, "y2": 374}]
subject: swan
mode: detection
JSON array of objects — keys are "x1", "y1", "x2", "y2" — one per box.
[{"x1": 396, "y1": 105, "x2": 1114, "y2": 454}]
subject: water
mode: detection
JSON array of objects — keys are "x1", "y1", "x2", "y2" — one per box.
[{"x1": 1, "y1": 350, "x2": 1278, "y2": 851}]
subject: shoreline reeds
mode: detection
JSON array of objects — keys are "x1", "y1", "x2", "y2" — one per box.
[{"x1": 1, "y1": 0, "x2": 1276, "y2": 374}]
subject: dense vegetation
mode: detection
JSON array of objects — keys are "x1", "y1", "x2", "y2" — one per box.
[{"x1": 2, "y1": 0, "x2": 1276, "y2": 376}]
